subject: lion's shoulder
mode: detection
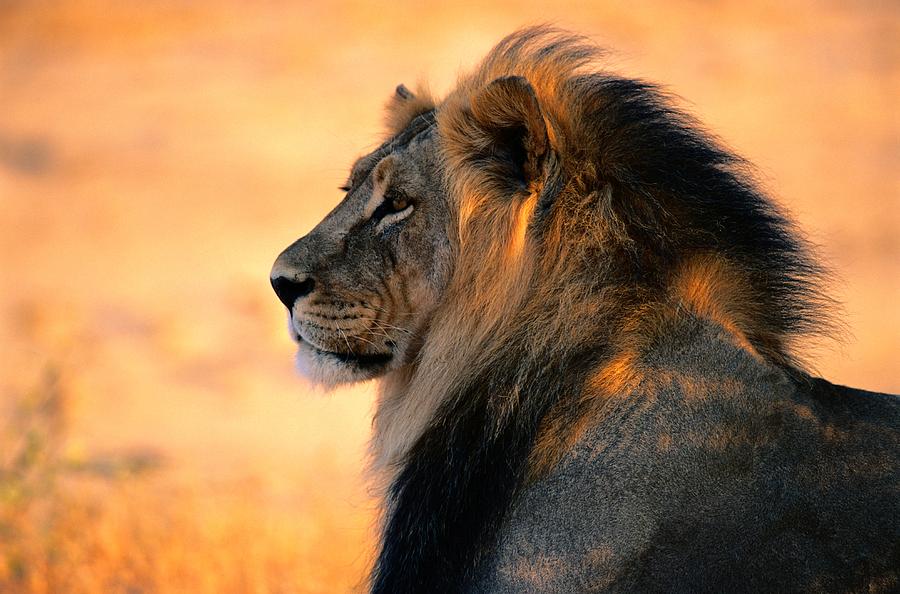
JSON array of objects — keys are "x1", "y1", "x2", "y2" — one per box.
[{"x1": 475, "y1": 317, "x2": 900, "y2": 593}]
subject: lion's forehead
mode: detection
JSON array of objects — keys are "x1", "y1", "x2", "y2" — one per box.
[{"x1": 347, "y1": 113, "x2": 438, "y2": 191}]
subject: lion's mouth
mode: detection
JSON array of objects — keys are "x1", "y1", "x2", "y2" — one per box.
[
  {"x1": 320, "y1": 347, "x2": 393, "y2": 368},
  {"x1": 296, "y1": 334, "x2": 393, "y2": 369}
]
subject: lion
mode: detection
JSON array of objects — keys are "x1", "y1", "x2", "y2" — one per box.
[{"x1": 270, "y1": 27, "x2": 899, "y2": 593}]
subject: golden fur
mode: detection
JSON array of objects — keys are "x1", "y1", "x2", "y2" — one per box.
[{"x1": 371, "y1": 27, "x2": 832, "y2": 485}]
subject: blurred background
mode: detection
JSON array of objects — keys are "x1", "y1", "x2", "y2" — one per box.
[{"x1": 0, "y1": 1, "x2": 897, "y2": 592}]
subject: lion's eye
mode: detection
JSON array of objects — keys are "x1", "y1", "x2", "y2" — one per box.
[
  {"x1": 372, "y1": 189, "x2": 414, "y2": 231},
  {"x1": 373, "y1": 190, "x2": 411, "y2": 219},
  {"x1": 391, "y1": 195, "x2": 409, "y2": 212}
]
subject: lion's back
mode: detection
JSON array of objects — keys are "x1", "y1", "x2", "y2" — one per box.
[{"x1": 473, "y1": 318, "x2": 900, "y2": 593}]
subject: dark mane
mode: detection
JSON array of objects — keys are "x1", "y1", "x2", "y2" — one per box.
[
  {"x1": 566, "y1": 70, "x2": 833, "y2": 366},
  {"x1": 371, "y1": 26, "x2": 837, "y2": 592}
]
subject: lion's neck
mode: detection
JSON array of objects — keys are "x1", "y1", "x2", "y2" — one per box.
[{"x1": 367, "y1": 365, "x2": 428, "y2": 492}]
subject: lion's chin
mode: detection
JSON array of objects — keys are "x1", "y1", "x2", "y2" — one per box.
[{"x1": 293, "y1": 338, "x2": 393, "y2": 389}]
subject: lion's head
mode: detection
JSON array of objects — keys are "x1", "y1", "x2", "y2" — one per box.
[
  {"x1": 270, "y1": 101, "x2": 452, "y2": 386},
  {"x1": 272, "y1": 27, "x2": 830, "y2": 406}
]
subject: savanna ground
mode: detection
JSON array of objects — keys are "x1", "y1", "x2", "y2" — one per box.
[{"x1": 0, "y1": 1, "x2": 897, "y2": 592}]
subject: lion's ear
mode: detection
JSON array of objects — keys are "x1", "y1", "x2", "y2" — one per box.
[
  {"x1": 385, "y1": 83, "x2": 435, "y2": 136},
  {"x1": 469, "y1": 76, "x2": 549, "y2": 187}
]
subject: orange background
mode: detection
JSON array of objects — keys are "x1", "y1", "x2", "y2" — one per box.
[{"x1": 1, "y1": 1, "x2": 897, "y2": 592}]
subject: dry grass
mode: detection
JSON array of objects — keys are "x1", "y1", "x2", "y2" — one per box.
[
  {"x1": 0, "y1": 1, "x2": 896, "y2": 592},
  {"x1": 0, "y1": 369, "x2": 373, "y2": 594}
]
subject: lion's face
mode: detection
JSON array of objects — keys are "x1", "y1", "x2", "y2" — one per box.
[{"x1": 270, "y1": 113, "x2": 452, "y2": 386}]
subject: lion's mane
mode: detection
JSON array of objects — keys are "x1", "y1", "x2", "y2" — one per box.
[{"x1": 370, "y1": 27, "x2": 836, "y2": 592}]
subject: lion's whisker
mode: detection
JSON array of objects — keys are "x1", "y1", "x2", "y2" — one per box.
[{"x1": 337, "y1": 328, "x2": 354, "y2": 355}]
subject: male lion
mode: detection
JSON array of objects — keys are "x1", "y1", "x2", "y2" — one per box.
[{"x1": 270, "y1": 28, "x2": 899, "y2": 593}]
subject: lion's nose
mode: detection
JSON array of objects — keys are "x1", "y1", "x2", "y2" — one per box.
[{"x1": 270, "y1": 275, "x2": 316, "y2": 309}]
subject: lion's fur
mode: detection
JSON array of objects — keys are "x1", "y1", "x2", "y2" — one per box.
[
  {"x1": 272, "y1": 26, "x2": 897, "y2": 594},
  {"x1": 372, "y1": 26, "x2": 833, "y2": 489},
  {"x1": 363, "y1": 28, "x2": 898, "y2": 593}
]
